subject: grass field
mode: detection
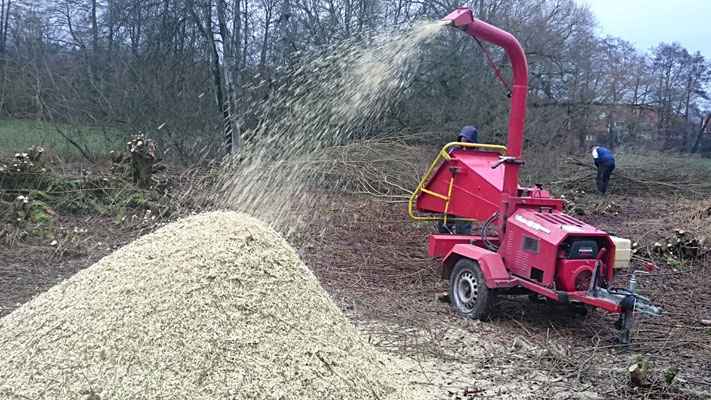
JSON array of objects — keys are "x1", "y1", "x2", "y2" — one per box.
[
  {"x1": 619, "y1": 153, "x2": 711, "y2": 171},
  {"x1": 0, "y1": 119, "x2": 121, "y2": 157}
]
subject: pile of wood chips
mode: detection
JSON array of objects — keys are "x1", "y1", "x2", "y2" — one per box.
[{"x1": 0, "y1": 211, "x2": 425, "y2": 399}]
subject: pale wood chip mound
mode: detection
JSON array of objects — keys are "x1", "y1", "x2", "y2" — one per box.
[{"x1": 0, "y1": 211, "x2": 424, "y2": 399}]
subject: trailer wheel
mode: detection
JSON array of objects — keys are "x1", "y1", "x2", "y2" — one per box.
[{"x1": 449, "y1": 258, "x2": 496, "y2": 320}]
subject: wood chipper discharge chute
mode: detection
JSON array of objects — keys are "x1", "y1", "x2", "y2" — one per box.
[{"x1": 409, "y1": 8, "x2": 661, "y2": 344}]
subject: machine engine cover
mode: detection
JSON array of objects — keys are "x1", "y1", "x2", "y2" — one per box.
[
  {"x1": 567, "y1": 240, "x2": 598, "y2": 259},
  {"x1": 502, "y1": 209, "x2": 614, "y2": 288},
  {"x1": 556, "y1": 259, "x2": 595, "y2": 292}
]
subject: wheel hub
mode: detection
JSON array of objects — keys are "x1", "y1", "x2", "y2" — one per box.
[{"x1": 456, "y1": 271, "x2": 479, "y2": 311}]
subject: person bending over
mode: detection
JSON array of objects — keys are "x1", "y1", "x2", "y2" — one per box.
[{"x1": 590, "y1": 144, "x2": 615, "y2": 194}]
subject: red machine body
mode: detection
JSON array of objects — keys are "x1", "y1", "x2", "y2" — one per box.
[
  {"x1": 417, "y1": 150, "x2": 504, "y2": 221},
  {"x1": 410, "y1": 9, "x2": 662, "y2": 334}
]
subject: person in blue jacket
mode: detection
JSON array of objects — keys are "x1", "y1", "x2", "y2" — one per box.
[
  {"x1": 448, "y1": 125, "x2": 478, "y2": 153},
  {"x1": 438, "y1": 126, "x2": 479, "y2": 235},
  {"x1": 590, "y1": 144, "x2": 615, "y2": 194}
]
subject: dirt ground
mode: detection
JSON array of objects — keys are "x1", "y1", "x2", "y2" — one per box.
[
  {"x1": 0, "y1": 215, "x2": 150, "y2": 318},
  {"x1": 292, "y1": 194, "x2": 711, "y2": 399},
  {"x1": 2, "y1": 191, "x2": 710, "y2": 399}
]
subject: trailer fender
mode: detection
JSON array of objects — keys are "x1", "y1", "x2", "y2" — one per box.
[{"x1": 442, "y1": 244, "x2": 509, "y2": 288}]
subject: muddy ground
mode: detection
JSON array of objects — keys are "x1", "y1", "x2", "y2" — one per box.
[{"x1": 2, "y1": 188, "x2": 710, "y2": 399}]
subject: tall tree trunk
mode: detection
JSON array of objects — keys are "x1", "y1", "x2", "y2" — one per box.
[
  {"x1": 91, "y1": 0, "x2": 99, "y2": 52},
  {"x1": 680, "y1": 75, "x2": 694, "y2": 151},
  {"x1": 186, "y1": 0, "x2": 233, "y2": 153},
  {"x1": 216, "y1": 0, "x2": 242, "y2": 154},
  {"x1": 606, "y1": 110, "x2": 615, "y2": 151},
  {"x1": 107, "y1": 1, "x2": 114, "y2": 55},
  {"x1": 259, "y1": 6, "x2": 271, "y2": 73},
  {"x1": 242, "y1": 0, "x2": 248, "y2": 68},
  {"x1": 691, "y1": 115, "x2": 710, "y2": 154},
  {"x1": 0, "y1": 0, "x2": 5, "y2": 54},
  {"x1": 159, "y1": 0, "x2": 171, "y2": 53},
  {"x1": 275, "y1": 0, "x2": 290, "y2": 70},
  {"x1": 0, "y1": 0, "x2": 9, "y2": 54},
  {"x1": 344, "y1": 0, "x2": 351, "y2": 35},
  {"x1": 132, "y1": 4, "x2": 142, "y2": 57}
]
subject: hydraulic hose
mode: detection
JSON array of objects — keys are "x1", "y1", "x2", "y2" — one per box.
[{"x1": 481, "y1": 211, "x2": 499, "y2": 252}]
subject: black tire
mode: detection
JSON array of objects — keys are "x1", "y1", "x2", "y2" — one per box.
[{"x1": 449, "y1": 258, "x2": 496, "y2": 320}]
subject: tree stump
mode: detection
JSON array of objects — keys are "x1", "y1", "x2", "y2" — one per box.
[
  {"x1": 128, "y1": 135, "x2": 157, "y2": 188},
  {"x1": 660, "y1": 365, "x2": 679, "y2": 387},
  {"x1": 628, "y1": 354, "x2": 651, "y2": 386},
  {"x1": 26, "y1": 146, "x2": 44, "y2": 162},
  {"x1": 109, "y1": 150, "x2": 125, "y2": 164}
]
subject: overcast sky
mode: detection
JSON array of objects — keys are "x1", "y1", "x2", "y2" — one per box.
[{"x1": 579, "y1": 0, "x2": 710, "y2": 59}]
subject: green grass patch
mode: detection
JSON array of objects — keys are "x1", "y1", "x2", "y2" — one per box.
[
  {"x1": 665, "y1": 255, "x2": 685, "y2": 271},
  {"x1": 88, "y1": 198, "x2": 109, "y2": 216},
  {"x1": 29, "y1": 190, "x2": 52, "y2": 202},
  {"x1": 27, "y1": 226, "x2": 55, "y2": 239},
  {"x1": 0, "y1": 119, "x2": 122, "y2": 156},
  {"x1": 127, "y1": 194, "x2": 149, "y2": 209},
  {"x1": 56, "y1": 198, "x2": 90, "y2": 214},
  {"x1": 619, "y1": 154, "x2": 711, "y2": 172},
  {"x1": 26, "y1": 201, "x2": 52, "y2": 225}
]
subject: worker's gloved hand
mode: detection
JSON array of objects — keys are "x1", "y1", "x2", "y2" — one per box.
[{"x1": 594, "y1": 166, "x2": 599, "y2": 171}]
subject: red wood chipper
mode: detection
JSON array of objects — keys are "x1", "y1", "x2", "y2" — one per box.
[{"x1": 410, "y1": 8, "x2": 661, "y2": 344}]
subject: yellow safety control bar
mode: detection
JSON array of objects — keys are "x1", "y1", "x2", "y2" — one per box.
[{"x1": 408, "y1": 142, "x2": 507, "y2": 222}]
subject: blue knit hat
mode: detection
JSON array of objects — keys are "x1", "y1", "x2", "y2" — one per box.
[{"x1": 458, "y1": 126, "x2": 478, "y2": 143}]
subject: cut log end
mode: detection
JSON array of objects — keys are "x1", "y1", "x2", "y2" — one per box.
[{"x1": 629, "y1": 363, "x2": 646, "y2": 386}]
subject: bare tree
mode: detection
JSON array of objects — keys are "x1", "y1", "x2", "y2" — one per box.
[
  {"x1": 691, "y1": 114, "x2": 710, "y2": 154},
  {"x1": 0, "y1": 0, "x2": 708, "y2": 161},
  {"x1": 275, "y1": 0, "x2": 291, "y2": 70},
  {"x1": 0, "y1": 0, "x2": 9, "y2": 54}
]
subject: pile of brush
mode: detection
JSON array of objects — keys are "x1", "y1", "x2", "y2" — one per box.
[{"x1": 551, "y1": 155, "x2": 711, "y2": 198}]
